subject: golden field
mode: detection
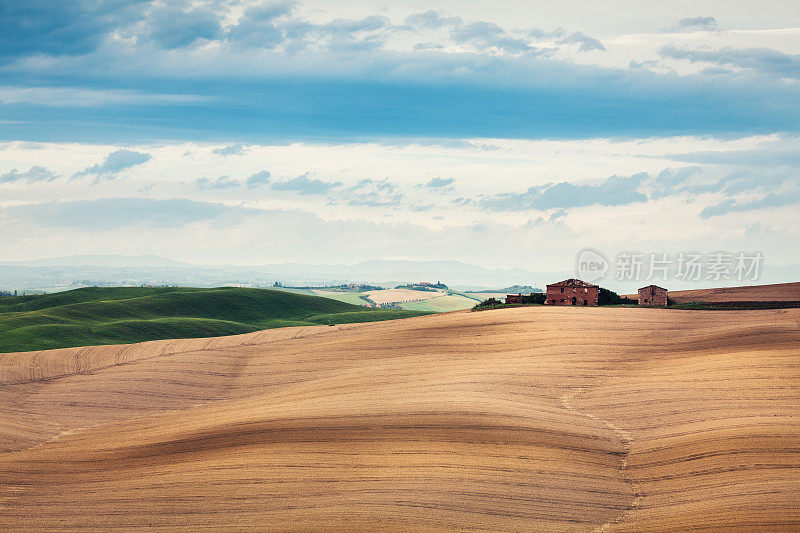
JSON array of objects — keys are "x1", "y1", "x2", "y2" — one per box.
[
  {"x1": 624, "y1": 281, "x2": 800, "y2": 303},
  {"x1": 364, "y1": 288, "x2": 446, "y2": 305},
  {"x1": 1, "y1": 307, "x2": 799, "y2": 531}
]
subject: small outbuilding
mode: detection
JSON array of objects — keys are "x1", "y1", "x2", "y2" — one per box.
[
  {"x1": 638, "y1": 285, "x2": 668, "y2": 307},
  {"x1": 545, "y1": 279, "x2": 599, "y2": 306},
  {"x1": 505, "y1": 294, "x2": 523, "y2": 304}
]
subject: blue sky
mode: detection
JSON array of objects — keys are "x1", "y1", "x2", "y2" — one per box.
[
  {"x1": 1, "y1": 0, "x2": 799, "y2": 283},
  {"x1": 2, "y1": 2, "x2": 800, "y2": 142}
]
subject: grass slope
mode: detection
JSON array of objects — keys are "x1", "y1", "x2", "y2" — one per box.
[
  {"x1": 0, "y1": 287, "x2": 429, "y2": 353},
  {"x1": 310, "y1": 290, "x2": 370, "y2": 306},
  {"x1": 400, "y1": 294, "x2": 478, "y2": 312}
]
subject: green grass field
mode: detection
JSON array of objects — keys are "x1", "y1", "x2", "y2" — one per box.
[
  {"x1": 270, "y1": 287, "x2": 371, "y2": 306},
  {"x1": 399, "y1": 294, "x2": 477, "y2": 312},
  {"x1": 309, "y1": 290, "x2": 370, "y2": 306},
  {"x1": 0, "y1": 287, "x2": 430, "y2": 353}
]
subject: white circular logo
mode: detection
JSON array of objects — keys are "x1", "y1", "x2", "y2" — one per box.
[{"x1": 576, "y1": 248, "x2": 609, "y2": 283}]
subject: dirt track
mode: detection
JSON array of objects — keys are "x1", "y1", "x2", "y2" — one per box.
[{"x1": 1, "y1": 307, "x2": 798, "y2": 531}]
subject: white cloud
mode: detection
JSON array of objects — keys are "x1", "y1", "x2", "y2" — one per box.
[
  {"x1": 0, "y1": 86, "x2": 204, "y2": 106},
  {"x1": 0, "y1": 166, "x2": 58, "y2": 183},
  {"x1": 72, "y1": 149, "x2": 152, "y2": 180},
  {"x1": 212, "y1": 144, "x2": 248, "y2": 157},
  {"x1": 0, "y1": 135, "x2": 797, "y2": 272}
]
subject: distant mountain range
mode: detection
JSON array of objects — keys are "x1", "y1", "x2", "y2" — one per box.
[
  {"x1": 1, "y1": 254, "x2": 193, "y2": 268},
  {"x1": 1, "y1": 255, "x2": 797, "y2": 294},
  {"x1": 0, "y1": 255, "x2": 564, "y2": 292}
]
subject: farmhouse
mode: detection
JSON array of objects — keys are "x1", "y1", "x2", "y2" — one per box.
[
  {"x1": 545, "y1": 279, "x2": 599, "y2": 306},
  {"x1": 638, "y1": 285, "x2": 668, "y2": 307}
]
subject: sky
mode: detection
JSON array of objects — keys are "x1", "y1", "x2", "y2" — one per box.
[{"x1": 1, "y1": 0, "x2": 799, "y2": 282}]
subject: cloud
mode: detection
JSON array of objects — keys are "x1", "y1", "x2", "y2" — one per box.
[
  {"x1": 225, "y1": 4, "x2": 391, "y2": 54},
  {"x1": 413, "y1": 42, "x2": 445, "y2": 51},
  {"x1": 341, "y1": 178, "x2": 403, "y2": 207},
  {"x1": 322, "y1": 15, "x2": 388, "y2": 34},
  {"x1": 403, "y1": 10, "x2": 461, "y2": 30},
  {"x1": 559, "y1": 32, "x2": 605, "y2": 52},
  {"x1": 646, "y1": 153, "x2": 798, "y2": 197},
  {"x1": 662, "y1": 141, "x2": 800, "y2": 195},
  {"x1": 481, "y1": 173, "x2": 648, "y2": 211},
  {"x1": 226, "y1": 1, "x2": 295, "y2": 49},
  {"x1": 700, "y1": 191, "x2": 800, "y2": 218},
  {"x1": 451, "y1": 21, "x2": 534, "y2": 54},
  {"x1": 425, "y1": 177, "x2": 454, "y2": 189},
  {"x1": 7, "y1": 56, "x2": 795, "y2": 142},
  {"x1": 660, "y1": 45, "x2": 800, "y2": 79},
  {"x1": 549, "y1": 209, "x2": 567, "y2": 222},
  {"x1": 194, "y1": 171, "x2": 272, "y2": 190},
  {"x1": 710, "y1": 169, "x2": 798, "y2": 195},
  {"x1": 1, "y1": 198, "x2": 246, "y2": 229},
  {"x1": 628, "y1": 59, "x2": 660, "y2": 71},
  {"x1": 212, "y1": 143, "x2": 248, "y2": 156},
  {"x1": 325, "y1": 33, "x2": 385, "y2": 54},
  {"x1": 526, "y1": 208, "x2": 568, "y2": 227},
  {"x1": 665, "y1": 16, "x2": 719, "y2": 33},
  {"x1": 196, "y1": 175, "x2": 239, "y2": 189},
  {"x1": 246, "y1": 170, "x2": 271, "y2": 188},
  {"x1": 2, "y1": 3, "x2": 800, "y2": 142},
  {"x1": 668, "y1": 149, "x2": 800, "y2": 167},
  {"x1": 528, "y1": 27, "x2": 565, "y2": 40},
  {"x1": 271, "y1": 173, "x2": 341, "y2": 194},
  {"x1": 302, "y1": 15, "x2": 391, "y2": 54},
  {"x1": 72, "y1": 149, "x2": 152, "y2": 180},
  {"x1": 0, "y1": 86, "x2": 203, "y2": 107},
  {"x1": 650, "y1": 166, "x2": 703, "y2": 198},
  {"x1": 418, "y1": 176, "x2": 456, "y2": 194},
  {"x1": 143, "y1": 4, "x2": 222, "y2": 49},
  {"x1": 0, "y1": 0, "x2": 147, "y2": 59},
  {"x1": 0, "y1": 165, "x2": 58, "y2": 183}
]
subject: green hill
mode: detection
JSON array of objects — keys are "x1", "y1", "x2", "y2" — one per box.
[{"x1": 0, "y1": 287, "x2": 430, "y2": 353}]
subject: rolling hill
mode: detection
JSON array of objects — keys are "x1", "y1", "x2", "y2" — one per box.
[
  {"x1": 0, "y1": 307, "x2": 798, "y2": 530},
  {"x1": 665, "y1": 281, "x2": 800, "y2": 303},
  {"x1": 623, "y1": 282, "x2": 800, "y2": 306},
  {"x1": 0, "y1": 287, "x2": 428, "y2": 353},
  {"x1": 399, "y1": 293, "x2": 481, "y2": 312}
]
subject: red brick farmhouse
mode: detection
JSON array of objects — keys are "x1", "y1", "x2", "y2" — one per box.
[
  {"x1": 638, "y1": 285, "x2": 668, "y2": 307},
  {"x1": 545, "y1": 279, "x2": 599, "y2": 306}
]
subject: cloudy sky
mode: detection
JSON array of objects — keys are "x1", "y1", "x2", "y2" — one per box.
[{"x1": 1, "y1": 1, "x2": 799, "y2": 275}]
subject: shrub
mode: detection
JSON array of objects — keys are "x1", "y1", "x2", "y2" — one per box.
[
  {"x1": 598, "y1": 287, "x2": 636, "y2": 306},
  {"x1": 520, "y1": 293, "x2": 546, "y2": 305}
]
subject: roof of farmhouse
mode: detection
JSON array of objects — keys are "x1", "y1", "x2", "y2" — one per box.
[
  {"x1": 546, "y1": 279, "x2": 599, "y2": 288},
  {"x1": 639, "y1": 284, "x2": 668, "y2": 291}
]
